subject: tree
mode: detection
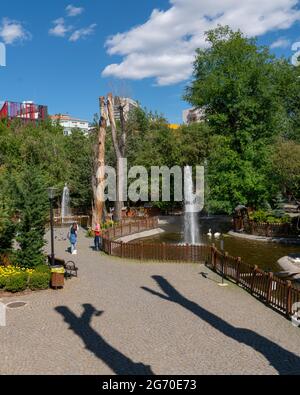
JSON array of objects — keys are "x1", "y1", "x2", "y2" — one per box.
[
  {"x1": 184, "y1": 25, "x2": 300, "y2": 212},
  {"x1": 92, "y1": 97, "x2": 107, "y2": 226},
  {"x1": 270, "y1": 139, "x2": 300, "y2": 199},
  {"x1": 107, "y1": 93, "x2": 127, "y2": 221},
  {"x1": 15, "y1": 167, "x2": 48, "y2": 268},
  {"x1": 0, "y1": 204, "x2": 15, "y2": 255},
  {"x1": 0, "y1": 169, "x2": 16, "y2": 257}
]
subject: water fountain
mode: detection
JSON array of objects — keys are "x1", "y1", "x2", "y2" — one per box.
[
  {"x1": 61, "y1": 184, "x2": 71, "y2": 224},
  {"x1": 184, "y1": 166, "x2": 201, "y2": 245}
]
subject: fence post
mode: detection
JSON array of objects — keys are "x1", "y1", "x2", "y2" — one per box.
[
  {"x1": 223, "y1": 252, "x2": 228, "y2": 277},
  {"x1": 250, "y1": 265, "x2": 258, "y2": 294},
  {"x1": 286, "y1": 281, "x2": 292, "y2": 317},
  {"x1": 162, "y1": 243, "x2": 166, "y2": 261},
  {"x1": 236, "y1": 257, "x2": 242, "y2": 285},
  {"x1": 140, "y1": 242, "x2": 144, "y2": 261},
  {"x1": 211, "y1": 244, "x2": 215, "y2": 269},
  {"x1": 266, "y1": 272, "x2": 274, "y2": 305},
  {"x1": 121, "y1": 242, "x2": 124, "y2": 258}
]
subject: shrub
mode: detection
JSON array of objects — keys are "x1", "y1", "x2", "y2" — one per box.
[
  {"x1": 5, "y1": 272, "x2": 28, "y2": 293},
  {"x1": 249, "y1": 210, "x2": 291, "y2": 224},
  {"x1": 0, "y1": 275, "x2": 7, "y2": 289},
  {"x1": 35, "y1": 264, "x2": 51, "y2": 274},
  {"x1": 0, "y1": 253, "x2": 13, "y2": 267},
  {"x1": 29, "y1": 272, "x2": 50, "y2": 290},
  {"x1": 86, "y1": 227, "x2": 93, "y2": 238}
]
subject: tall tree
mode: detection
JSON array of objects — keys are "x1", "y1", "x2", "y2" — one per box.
[
  {"x1": 184, "y1": 25, "x2": 300, "y2": 212},
  {"x1": 15, "y1": 167, "x2": 48, "y2": 268},
  {"x1": 107, "y1": 93, "x2": 127, "y2": 221},
  {"x1": 92, "y1": 97, "x2": 107, "y2": 226}
]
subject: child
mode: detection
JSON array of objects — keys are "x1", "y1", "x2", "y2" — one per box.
[
  {"x1": 68, "y1": 223, "x2": 78, "y2": 255},
  {"x1": 93, "y1": 224, "x2": 102, "y2": 251}
]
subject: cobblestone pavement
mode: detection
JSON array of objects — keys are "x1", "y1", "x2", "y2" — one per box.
[{"x1": 1, "y1": 228, "x2": 300, "y2": 375}]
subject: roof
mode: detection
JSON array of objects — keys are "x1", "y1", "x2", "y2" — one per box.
[{"x1": 50, "y1": 114, "x2": 89, "y2": 123}]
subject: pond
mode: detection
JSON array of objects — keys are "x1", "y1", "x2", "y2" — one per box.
[{"x1": 137, "y1": 216, "x2": 300, "y2": 272}]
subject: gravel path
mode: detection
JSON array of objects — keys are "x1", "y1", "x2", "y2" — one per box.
[{"x1": 0, "y1": 228, "x2": 300, "y2": 375}]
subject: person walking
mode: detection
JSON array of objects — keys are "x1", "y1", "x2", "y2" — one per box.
[
  {"x1": 68, "y1": 223, "x2": 78, "y2": 255},
  {"x1": 93, "y1": 224, "x2": 102, "y2": 251}
]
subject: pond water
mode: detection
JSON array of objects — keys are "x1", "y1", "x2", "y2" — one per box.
[{"x1": 138, "y1": 216, "x2": 300, "y2": 272}]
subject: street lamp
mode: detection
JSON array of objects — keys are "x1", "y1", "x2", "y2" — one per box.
[
  {"x1": 48, "y1": 187, "x2": 58, "y2": 267},
  {"x1": 218, "y1": 237, "x2": 228, "y2": 287}
]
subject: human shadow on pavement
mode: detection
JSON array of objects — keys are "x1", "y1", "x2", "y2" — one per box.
[
  {"x1": 55, "y1": 304, "x2": 154, "y2": 375},
  {"x1": 142, "y1": 276, "x2": 300, "y2": 375}
]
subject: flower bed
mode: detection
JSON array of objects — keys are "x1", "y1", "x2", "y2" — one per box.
[{"x1": 0, "y1": 265, "x2": 51, "y2": 293}]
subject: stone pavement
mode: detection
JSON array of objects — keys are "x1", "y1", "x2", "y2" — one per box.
[{"x1": 1, "y1": 228, "x2": 300, "y2": 375}]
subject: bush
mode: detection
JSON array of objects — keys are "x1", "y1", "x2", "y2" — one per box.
[
  {"x1": 0, "y1": 253, "x2": 13, "y2": 267},
  {"x1": 35, "y1": 264, "x2": 51, "y2": 274},
  {"x1": 249, "y1": 210, "x2": 291, "y2": 224},
  {"x1": 5, "y1": 272, "x2": 28, "y2": 293},
  {"x1": 86, "y1": 228, "x2": 93, "y2": 238},
  {"x1": 29, "y1": 272, "x2": 50, "y2": 290},
  {"x1": 0, "y1": 275, "x2": 7, "y2": 289}
]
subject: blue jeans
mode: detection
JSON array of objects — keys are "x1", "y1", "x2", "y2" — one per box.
[
  {"x1": 71, "y1": 242, "x2": 77, "y2": 253},
  {"x1": 94, "y1": 236, "x2": 101, "y2": 251}
]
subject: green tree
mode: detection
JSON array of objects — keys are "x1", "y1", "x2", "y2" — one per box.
[
  {"x1": 184, "y1": 25, "x2": 300, "y2": 212},
  {"x1": 270, "y1": 139, "x2": 300, "y2": 199},
  {"x1": 15, "y1": 167, "x2": 48, "y2": 268}
]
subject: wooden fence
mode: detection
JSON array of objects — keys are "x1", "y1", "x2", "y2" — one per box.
[
  {"x1": 101, "y1": 218, "x2": 300, "y2": 319},
  {"x1": 235, "y1": 219, "x2": 297, "y2": 237},
  {"x1": 102, "y1": 217, "x2": 211, "y2": 263},
  {"x1": 207, "y1": 245, "x2": 300, "y2": 317}
]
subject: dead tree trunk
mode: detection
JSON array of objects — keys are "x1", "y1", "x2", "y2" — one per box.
[
  {"x1": 93, "y1": 96, "x2": 107, "y2": 227},
  {"x1": 107, "y1": 93, "x2": 127, "y2": 222}
]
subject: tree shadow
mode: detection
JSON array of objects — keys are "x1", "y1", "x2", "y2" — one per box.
[
  {"x1": 55, "y1": 304, "x2": 154, "y2": 375},
  {"x1": 142, "y1": 276, "x2": 300, "y2": 375}
]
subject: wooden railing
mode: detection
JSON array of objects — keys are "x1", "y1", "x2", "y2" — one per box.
[
  {"x1": 101, "y1": 218, "x2": 300, "y2": 318},
  {"x1": 208, "y1": 245, "x2": 300, "y2": 317},
  {"x1": 235, "y1": 219, "x2": 297, "y2": 237},
  {"x1": 102, "y1": 217, "x2": 211, "y2": 263}
]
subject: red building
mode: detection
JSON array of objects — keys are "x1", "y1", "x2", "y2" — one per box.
[{"x1": 0, "y1": 101, "x2": 48, "y2": 123}]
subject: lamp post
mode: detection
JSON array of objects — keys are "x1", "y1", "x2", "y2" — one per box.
[
  {"x1": 48, "y1": 187, "x2": 57, "y2": 267},
  {"x1": 218, "y1": 237, "x2": 228, "y2": 287}
]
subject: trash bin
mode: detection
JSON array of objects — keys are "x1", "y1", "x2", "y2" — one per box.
[{"x1": 51, "y1": 266, "x2": 65, "y2": 289}]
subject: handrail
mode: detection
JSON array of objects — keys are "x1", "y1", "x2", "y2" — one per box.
[{"x1": 101, "y1": 217, "x2": 300, "y2": 319}]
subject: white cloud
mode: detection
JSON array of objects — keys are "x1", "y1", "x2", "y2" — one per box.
[
  {"x1": 66, "y1": 5, "x2": 84, "y2": 17},
  {"x1": 0, "y1": 18, "x2": 31, "y2": 45},
  {"x1": 69, "y1": 24, "x2": 97, "y2": 42},
  {"x1": 49, "y1": 18, "x2": 72, "y2": 37},
  {"x1": 102, "y1": 0, "x2": 300, "y2": 86},
  {"x1": 270, "y1": 37, "x2": 291, "y2": 48}
]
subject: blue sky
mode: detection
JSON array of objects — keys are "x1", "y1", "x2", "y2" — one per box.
[{"x1": 0, "y1": 0, "x2": 300, "y2": 124}]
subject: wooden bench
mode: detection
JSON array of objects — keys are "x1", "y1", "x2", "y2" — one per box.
[{"x1": 47, "y1": 256, "x2": 79, "y2": 279}]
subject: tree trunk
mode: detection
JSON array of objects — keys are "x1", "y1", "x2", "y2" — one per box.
[
  {"x1": 93, "y1": 96, "x2": 107, "y2": 227},
  {"x1": 107, "y1": 93, "x2": 125, "y2": 222}
]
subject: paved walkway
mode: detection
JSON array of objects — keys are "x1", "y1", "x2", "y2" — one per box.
[{"x1": 1, "y1": 228, "x2": 300, "y2": 375}]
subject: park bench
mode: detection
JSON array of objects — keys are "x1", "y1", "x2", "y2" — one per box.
[{"x1": 47, "y1": 255, "x2": 79, "y2": 279}]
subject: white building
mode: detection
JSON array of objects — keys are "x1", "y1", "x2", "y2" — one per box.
[
  {"x1": 50, "y1": 114, "x2": 90, "y2": 136},
  {"x1": 183, "y1": 107, "x2": 205, "y2": 125},
  {"x1": 114, "y1": 97, "x2": 139, "y2": 121}
]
